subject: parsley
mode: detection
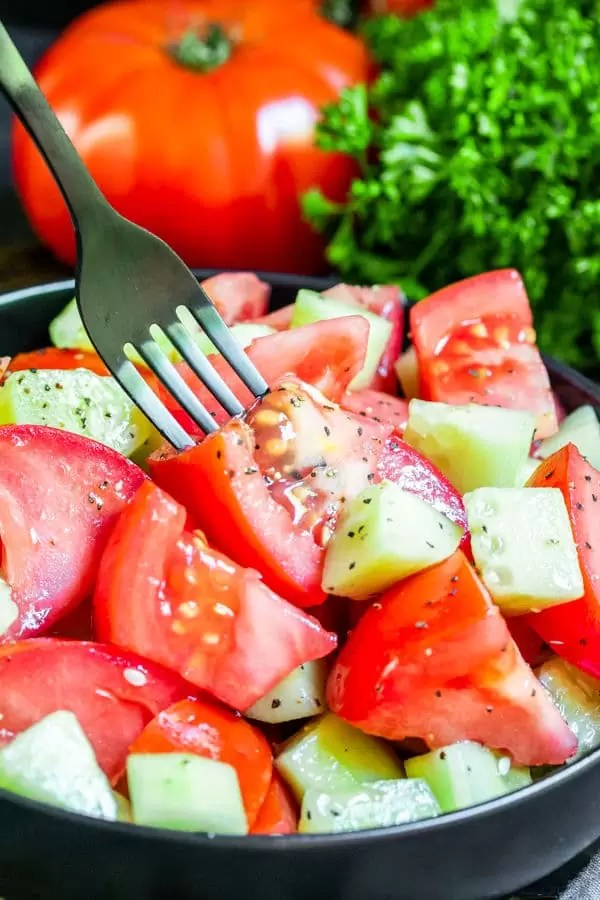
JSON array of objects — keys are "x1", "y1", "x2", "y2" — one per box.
[{"x1": 304, "y1": 0, "x2": 600, "y2": 369}]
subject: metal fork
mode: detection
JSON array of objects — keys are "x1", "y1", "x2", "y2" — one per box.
[{"x1": 0, "y1": 22, "x2": 268, "y2": 450}]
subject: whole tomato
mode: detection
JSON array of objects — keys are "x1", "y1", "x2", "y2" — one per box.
[{"x1": 12, "y1": 0, "x2": 369, "y2": 274}]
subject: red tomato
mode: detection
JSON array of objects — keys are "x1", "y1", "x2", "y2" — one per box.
[
  {"x1": 152, "y1": 381, "x2": 393, "y2": 607},
  {"x1": 341, "y1": 389, "x2": 409, "y2": 432},
  {"x1": 12, "y1": 0, "x2": 369, "y2": 274},
  {"x1": 377, "y1": 433, "x2": 470, "y2": 553},
  {"x1": 94, "y1": 481, "x2": 336, "y2": 709},
  {"x1": 250, "y1": 773, "x2": 298, "y2": 835},
  {"x1": 162, "y1": 316, "x2": 370, "y2": 434},
  {"x1": 525, "y1": 445, "x2": 600, "y2": 677},
  {"x1": 129, "y1": 698, "x2": 272, "y2": 826},
  {"x1": 0, "y1": 639, "x2": 192, "y2": 781},
  {"x1": 323, "y1": 284, "x2": 405, "y2": 393},
  {"x1": 410, "y1": 270, "x2": 557, "y2": 439},
  {"x1": 365, "y1": 0, "x2": 434, "y2": 15},
  {"x1": 6, "y1": 347, "x2": 109, "y2": 377},
  {"x1": 507, "y1": 618, "x2": 547, "y2": 668},
  {"x1": 252, "y1": 305, "x2": 294, "y2": 332},
  {"x1": 200, "y1": 273, "x2": 270, "y2": 325},
  {"x1": 327, "y1": 551, "x2": 577, "y2": 766},
  {"x1": 0, "y1": 425, "x2": 145, "y2": 642}
]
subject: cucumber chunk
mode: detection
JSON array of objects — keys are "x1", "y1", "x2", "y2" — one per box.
[
  {"x1": 464, "y1": 487, "x2": 583, "y2": 615},
  {"x1": 0, "y1": 711, "x2": 117, "y2": 820},
  {"x1": 537, "y1": 405, "x2": 600, "y2": 471},
  {"x1": 405, "y1": 741, "x2": 531, "y2": 813},
  {"x1": 245, "y1": 660, "x2": 327, "y2": 724},
  {"x1": 290, "y1": 289, "x2": 392, "y2": 391},
  {"x1": 299, "y1": 778, "x2": 440, "y2": 834},
  {"x1": 322, "y1": 481, "x2": 462, "y2": 599},
  {"x1": 520, "y1": 457, "x2": 541, "y2": 485},
  {"x1": 394, "y1": 347, "x2": 419, "y2": 400},
  {"x1": 404, "y1": 400, "x2": 535, "y2": 494},
  {"x1": 127, "y1": 753, "x2": 247, "y2": 834},
  {"x1": 537, "y1": 658, "x2": 600, "y2": 761},
  {"x1": 0, "y1": 368, "x2": 152, "y2": 457},
  {"x1": 182, "y1": 320, "x2": 275, "y2": 357},
  {"x1": 113, "y1": 791, "x2": 132, "y2": 823},
  {"x1": 275, "y1": 712, "x2": 403, "y2": 802}
]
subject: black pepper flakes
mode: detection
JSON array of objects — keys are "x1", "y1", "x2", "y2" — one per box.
[
  {"x1": 544, "y1": 470, "x2": 555, "y2": 480},
  {"x1": 271, "y1": 699, "x2": 281, "y2": 710},
  {"x1": 585, "y1": 475, "x2": 592, "y2": 482},
  {"x1": 349, "y1": 562, "x2": 356, "y2": 570},
  {"x1": 347, "y1": 531, "x2": 356, "y2": 538},
  {"x1": 324, "y1": 426, "x2": 331, "y2": 437},
  {"x1": 435, "y1": 689, "x2": 442, "y2": 697},
  {"x1": 580, "y1": 638, "x2": 588, "y2": 646},
  {"x1": 363, "y1": 498, "x2": 372, "y2": 505},
  {"x1": 576, "y1": 502, "x2": 584, "y2": 511},
  {"x1": 216, "y1": 450, "x2": 222, "y2": 460}
]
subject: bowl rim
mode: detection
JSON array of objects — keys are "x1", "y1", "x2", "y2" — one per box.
[{"x1": 1, "y1": 274, "x2": 600, "y2": 851}]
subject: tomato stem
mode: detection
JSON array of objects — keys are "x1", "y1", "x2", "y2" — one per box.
[{"x1": 170, "y1": 24, "x2": 232, "y2": 73}]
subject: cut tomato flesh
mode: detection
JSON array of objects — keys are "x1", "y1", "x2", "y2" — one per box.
[
  {"x1": 0, "y1": 425, "x2": 146, "y2": 641},
  {"x1": 6, "y1": 347, "x2": 109, "y2": 376},
  {"x1": 250, "y1": 772, "x2": 298, "y2": 834},
  {"x1": 0, "y1": 639, "x2": 192, "y2": 781},
  {"x1": 94, "y1": 482, "x2": 336, "y2": 710},
  {"x1": 341, "y1": 389, "x2": 409, "y2": 433},
  {"x1": 129, "y1": 698, "x2": 272, "y2": 826},
  {"x1": 525, "y1": 445, "x2": 600, "y2": 677},
  {"x1": 410, "y1": 270, "x2": 557, "y2": 438},
  {"x1": 327, "y1": 551, "x2": 576, "y2": 766},
  {"x1": 200, "y1": 272, "x2": 270, "y2": 324}
]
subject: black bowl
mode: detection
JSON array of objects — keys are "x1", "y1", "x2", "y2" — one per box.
[{"x1": 1, "y1": 272, "x2": 600, "y2": 900}]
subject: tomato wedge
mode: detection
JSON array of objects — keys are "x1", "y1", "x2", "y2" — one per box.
[
  {"x1": 323, "y1": 283, "x2": 405, "y2": 393},
  {"x1": 161, "y1": 317, "x2": 370, "y2": 433},
  {"x1": 525, "y1": 445, "x2": 600, "y2": 677},
  {"x1": 129, "y1": 698, "x2": 272, "y2": 826},
  {"x1": 507, "y1": 618, "x2": 547, "y2": 668},
  {"x1": 328, "y1": 551, "x2": 576, "y2": 766},
  {"x1": 250, "y1": 772, "x2": 298, "y2": 835},
  {"x1": 341, "y1": 389, "x2": 409, "y2": 433},
  {"x1": 0, "y1": 425, "x2": 146, "y2": 642},
  {"x1": 152, "y1": 380, "x2": 393, "y2": 607},
  {"x1": 6, "y1": 347, "x2": 109, "y2": 376},
  {"x1": 0, "y1": 639, "x2": 192, "y2": 780},
  {"x1": 200, "y1": 272, "x2": 270, "y2": 325},
  {"x1": 94, "y1": 482, "x2": 336, "y2": 710},
  {"x1": 410, "y1": 270, "x2": 557, "y2": 438}
]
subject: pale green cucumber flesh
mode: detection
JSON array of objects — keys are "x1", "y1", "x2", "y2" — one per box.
[
  {"x1": 537, "y1": 658, "x2": 600, "y2": 761},
  {"x1": 291, "y1": 289, "x2": 392, "y2": 391},
  {"x1": 245, "y1": 660, "x2": 327, "y2": 724},
  {"x1": 465, "y1": 487, "x2": 584, "y2": 614},
  {"x1": 0, "y1": 368, "x2": 151, "y2": 457},
  {"x1": 299, "y1": 779, "x2": 440, "y2": 834},
  {"x1": 127, "y1": 753, "x2": 247, "y2": 834},
  {"x1": 404, "y1": 400, "x2": 535, "y2": 494},
  {"x1": 0, "y1": 711, "x2": 117, "y2": 820},
  {"x1": 322, "y1": 481, "x2": 462, "y2": 600},
  {"x1": 537, "y1": 405, "x2": 600, "y2": 470},
  {"x1": 405, "y1": 741, "x2": 531, "y2": 813},
  {"x1": 275, "y1": 712, "x2": 403, "y2": 802}
]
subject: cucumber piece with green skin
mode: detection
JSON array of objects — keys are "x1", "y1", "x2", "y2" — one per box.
[
  {"x1": 404, "y1": 400, "x2": 535, "y2": 494},
  {"x1": 245, "y1": 660, "x2": 327, "y2": 724},
  {"x1": 127, "y1": 753, "x2": 247, "y2": 834},
  {"x1": 537, "y1": 658, "x2": 600, "y2": 761},
  {"x1": 290, "y1": 289, "x2": 392, "y2": 391},
  {"x1": 275, "y1": 712, "x2": 404, "y2": 802},
  {"x1": 0, "y1": 369, "x2": 152, "y2": 457},
  {"x1": 405, "y1": 741, "x2": 532, "y2": 814},
  {"x1": 537, "y1": 405, "x2": 600, "y2": 470},
  {"x1": 322, "y1": 481, "x2": 462, "y2": 600},
  {"x1": 299, "y1": 779, "x2": 440, "y2": 834},
  {"x1": 0, "y1": 711, "x2": 117, "y2": 820},
  {"x1": 464, "y1": 487, "x2": 583, "y2": 615}
]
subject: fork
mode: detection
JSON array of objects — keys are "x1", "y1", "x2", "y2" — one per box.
[{"x1": 0, "y1": 22, "x2": 268, "y2": 450}]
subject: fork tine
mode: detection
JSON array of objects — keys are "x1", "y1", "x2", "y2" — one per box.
[
  {"x1": 135, "y1": 339, "x2": 220, "y2": 437},
  {"x1": 181, "y1": 300, "x2": 269, "y2": 398},
  {"x1": 115, "y1": 359, "x2": 195, "y2": 452},
  {"x1": 162, "y1": 320, "x2": 245, "y2": 417}
]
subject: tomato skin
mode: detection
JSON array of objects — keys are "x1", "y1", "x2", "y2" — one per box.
[
  {"x1": 0, "y1": 639, "x2": 193, "y2": 781},
  {"x1": 525, "y1": 445, "x2": 600, "y2": 677},
  {"x1": 162, "y1": 317, "x2": 369, "y2": 434},
  {"x1": 328, "y1": 551, "x2": 577, "y2": 766},
  {"x1": 410, "y1": 270, "x2": 557, "y2": 438},
  {"x1": 341, "y1": 389, "x2": 409, "y2": 432},
  {"x1": 507, "y1": 618, "x2": 547, "y2": 668},
  {"x1": 6, "y1": 347, "x2": 109, "y2": 376},
  {"x1": 201, "y1": 273, "x2": 270, "y2": 325},
  {"x1": 0, "y1": 425, "x2": 146, "y2": 641},
  {"x1": 250, "y1": 773, "x2": 298, "y2": 835},
  {"x1": 94, "y1": 481, "x2": 337, "y2": 709},
  {"x1": 129, "y1": 698, "x2": 272, "y2": 826},
  {"x1": 12, "y1": 0, "x2": 369, "y2": 274}
]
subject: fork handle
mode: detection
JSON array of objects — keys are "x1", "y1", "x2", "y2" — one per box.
[{"x1": 0, "y1": 21, "x2": 109, "y2": 231}]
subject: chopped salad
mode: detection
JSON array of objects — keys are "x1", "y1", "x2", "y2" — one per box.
[{"x1": 0, "y1": 268, "x2": 599, "y2": 836}]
